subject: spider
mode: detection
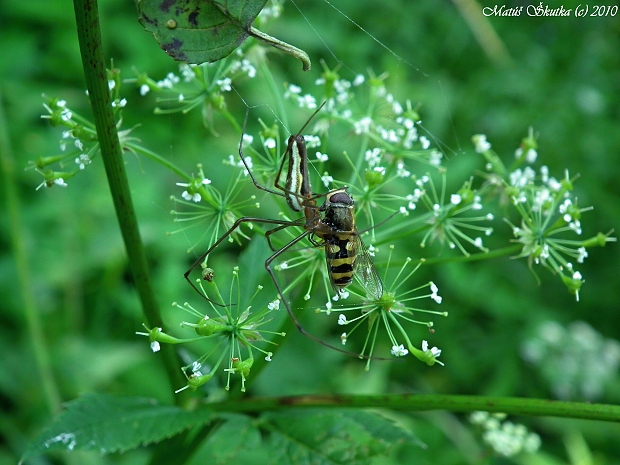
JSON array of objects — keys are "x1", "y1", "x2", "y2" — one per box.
[{"x1": 184, "y1": 105, "x2": 383, "y2": 357}]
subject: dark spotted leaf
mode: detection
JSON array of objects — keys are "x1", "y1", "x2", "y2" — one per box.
[{"x1": 137, "y1": 0, "x2": 310, "y2": 70}]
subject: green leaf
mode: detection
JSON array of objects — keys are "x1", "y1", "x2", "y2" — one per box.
[
  {"x1": 21, "y1": 393, "x2": 214, "y2": 462},
  {"x1": 260, "y1": 408, "x2": 423, "y2": 465},
  {"x1": 237, "y1": 229, "x2": 273, "y2": 301},
  {"x1": 137, "y1": 0, "x2": 310, "y2": 70},
  {"x1": 187, "y1": 413, "x2": 265, "y2": 465}
]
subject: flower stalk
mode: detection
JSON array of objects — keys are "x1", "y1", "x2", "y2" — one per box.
[{"x1": 72, "y1": 0, "x2": 187, "y2": 400}]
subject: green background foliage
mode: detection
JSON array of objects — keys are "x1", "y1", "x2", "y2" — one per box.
[{"x1": 1, "y1": 0, "x2": 620, "y2": 463}]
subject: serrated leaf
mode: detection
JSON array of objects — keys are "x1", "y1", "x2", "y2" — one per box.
[
  {"x1": 260, "y1": 408, "x2": 423, "y2": 465},
  {"x1": 21, "y1": 393, "x2": 214, "y2": 463},
  {"x1": 187, "y1": 413, "x2": 265, "y2": 465},
  {"x1": 136, "y1": 0, "x2": 310, "y2": 70}
]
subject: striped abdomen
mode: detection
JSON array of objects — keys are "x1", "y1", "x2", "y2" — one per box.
[
  {"x1": 326, "y1": 235, "x2": 357, "y2": 289},
  {"x1": 284, "y1": 135, "x2": 311, "y2": 212}
]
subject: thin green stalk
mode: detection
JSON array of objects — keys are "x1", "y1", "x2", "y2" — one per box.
[
  {"x1": 72, "y1": 0, "x2": 187, "y2": 403},
  {"x1": 417, "y1": 244, "x2": 523, "y2": 265},
  {"x1": 0, "y1": 90, "x2": 62, "y2": 415},
  {"x1": 209, "y1": 393, "x2": 620, "y2": 423},
  {"x1": 125, "y1": 142, "x2": 190, "y2": 182},
  {"x1": 259, "y1": 60, "x2": 288, "y2": 130},
  {"x1": 368, "y1": 245, "x2": 522, "y2": 272}
]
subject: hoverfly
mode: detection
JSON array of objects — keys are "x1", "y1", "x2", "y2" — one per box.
[
  {"x1": 184, "y1": 105, "x2": 383, "y2": 355},
  {"x1": 313, "y1": 188, "x2": 383, "y2": 301}
]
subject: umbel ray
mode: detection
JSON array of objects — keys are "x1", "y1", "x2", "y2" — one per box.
[{"x1": 184, "y1": 104, "x2": 385, "y2": 358}]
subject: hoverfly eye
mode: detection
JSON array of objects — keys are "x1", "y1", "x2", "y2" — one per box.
[{"x1": 328, "y1": 191, "x2": 353, "y2": 205}]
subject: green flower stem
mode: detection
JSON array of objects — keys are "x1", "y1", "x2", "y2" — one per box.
[
  {"x1": 228, "y1": 296, "x2": 300, "y2": 396},
  {"x1": 72, "y1": 0, "x2": 188, "y2": 402},
  {"x1": 125, "y1": 142, "x2": 190, "y2": 182},
  {"x1": 0, "y1": 90, "x2": 62, "y2": 415},
  {"x1": 209, "y1": 393, "x2": 620, "y2": 423},
  {"x1": 415, "y1": 244, "x2": 522, "y2": 265},
  {"x1": 259, "y1": 60, "x2": 288, "y2": 130},
  {"x1": 219, "y1": 107, "x2": 242, "y2": 134},
  {"x1": 370, "y1": 245, "x2": 522, "y2": 272}
]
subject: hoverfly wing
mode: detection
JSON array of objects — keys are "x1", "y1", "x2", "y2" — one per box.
[{"x1": 352, "y1": 235, "x2": 383, "y2": 301}]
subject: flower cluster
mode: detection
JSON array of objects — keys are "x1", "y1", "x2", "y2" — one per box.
[
  {"x1": 35, "y1": 97, "x2": 100, "y2": 189},
  {"x1": 476, "y1": 130, "x2": 615, "y2": 299},
  {"x1": 128, "y1": 40, "x2": 612, "y2": 374},
  {"x1": 401, "y1": 174, "x2": 494, "y2": 255},
  {"x1": 170, "y1": 160, "x2": 262, "y2": 257},
  {"x1": 317, "y1": 247, "x2": 446, "y2": 369},
  {"x1": 131, "y1": 49, "x2": 257, "y2": 133},
  {"x1": 283, "y1": 64, "x2": 438, "y2": 169},
  {"x1": 137, "y1": 267, "x2": 283, "y2": 392},
  {"x1": 169, "y1": 91, "x2": 453, "y2": 365},
  {"x1": 278, "y1": 68, "x2": 499, "y2": 260},
  {"x1": 470, "y1": 412, "x2": 541, "y2": 457},
  {"x1": 521, "y1": 320, "x2": 620, "y2": 400},
  {"x1": 34, "y1": 69, "x2": 139, "y2": 190}
]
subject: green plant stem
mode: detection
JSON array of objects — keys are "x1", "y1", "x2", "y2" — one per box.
[
  {"x1": 209, "y1": 393, "x2": 620, "y2": 423},
  {"x1": 417, "y1": 244, "x2": 523, "y2": 265},
  {"x1": 259, "y1": 60, "x2": 288, "y2": 130},
  {"x1": 0, "y1": 90, "x2": 62, "y2": 415},
  {"x1": 72, "y1": 0, "x2": 188, "y2": 403},
  {"x1": 125, "y1": 142, "x2": 190, "y2": 182},
  {"x1": 367, "y1": 245, "x2": 522, "y2": 272},
  {"x1": 451, "y1": 0, "x2": 513, "y2": 67}
]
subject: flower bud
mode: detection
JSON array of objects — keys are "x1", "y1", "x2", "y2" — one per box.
[
  {"x1": 142, "y1": 326, "x2": 185, "y2": 345},
  {"x1": 194, "y1": 317, "x2": 228, "y2": 336},
  {"x1": 232, "y1": 358, "x2": 254, "y2": 378},
  {"x1": 34, "y1": 155, "x2": 66, "y2": 170},
  {"x1": 365, "y1": 169, "x2": 384, "y2": 188},
  {"x1": 458, "y1": 186, "x2": 474, "y2": 204},
  {"x1": 580, "y1": 232, "x2": 613, "y2": 248},
  {"x1": 185, "y1": 372, "x2": 213, "y2": 392},
  {"x1": 408, "y1": 340, "x2": 443, "y2": 366},
  {"x1": 320, "y1": 65, "x2": 339, "y2": 99},
  {"x1": 561, "y1": 271, "x2": 583, "y2": 300},
  {"x1": 210, "y1": 92, "x2": 226, "y2": 110},
  {"x1": 260, "y1": 123, "x2": 279, "y2": 141}
]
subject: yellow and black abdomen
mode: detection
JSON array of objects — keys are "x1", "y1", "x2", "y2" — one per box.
[{"x1": 326, "y1": 235, "x2": 357, "y2": 289}]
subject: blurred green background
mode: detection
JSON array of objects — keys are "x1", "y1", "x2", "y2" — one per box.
[{"x1": 1, "y1": 0, "x2": 620, "y2": 463}]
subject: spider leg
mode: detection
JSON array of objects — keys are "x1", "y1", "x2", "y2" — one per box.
[
  {"x1": 265, "y1": 221, "x2": 301, "y2": 252},
  {"x1": 184, "y1": 216, "x2": 295, "y2": 299},
  {"x1": 264, "y1": 233, "x2": 393, "y2": 360}
]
